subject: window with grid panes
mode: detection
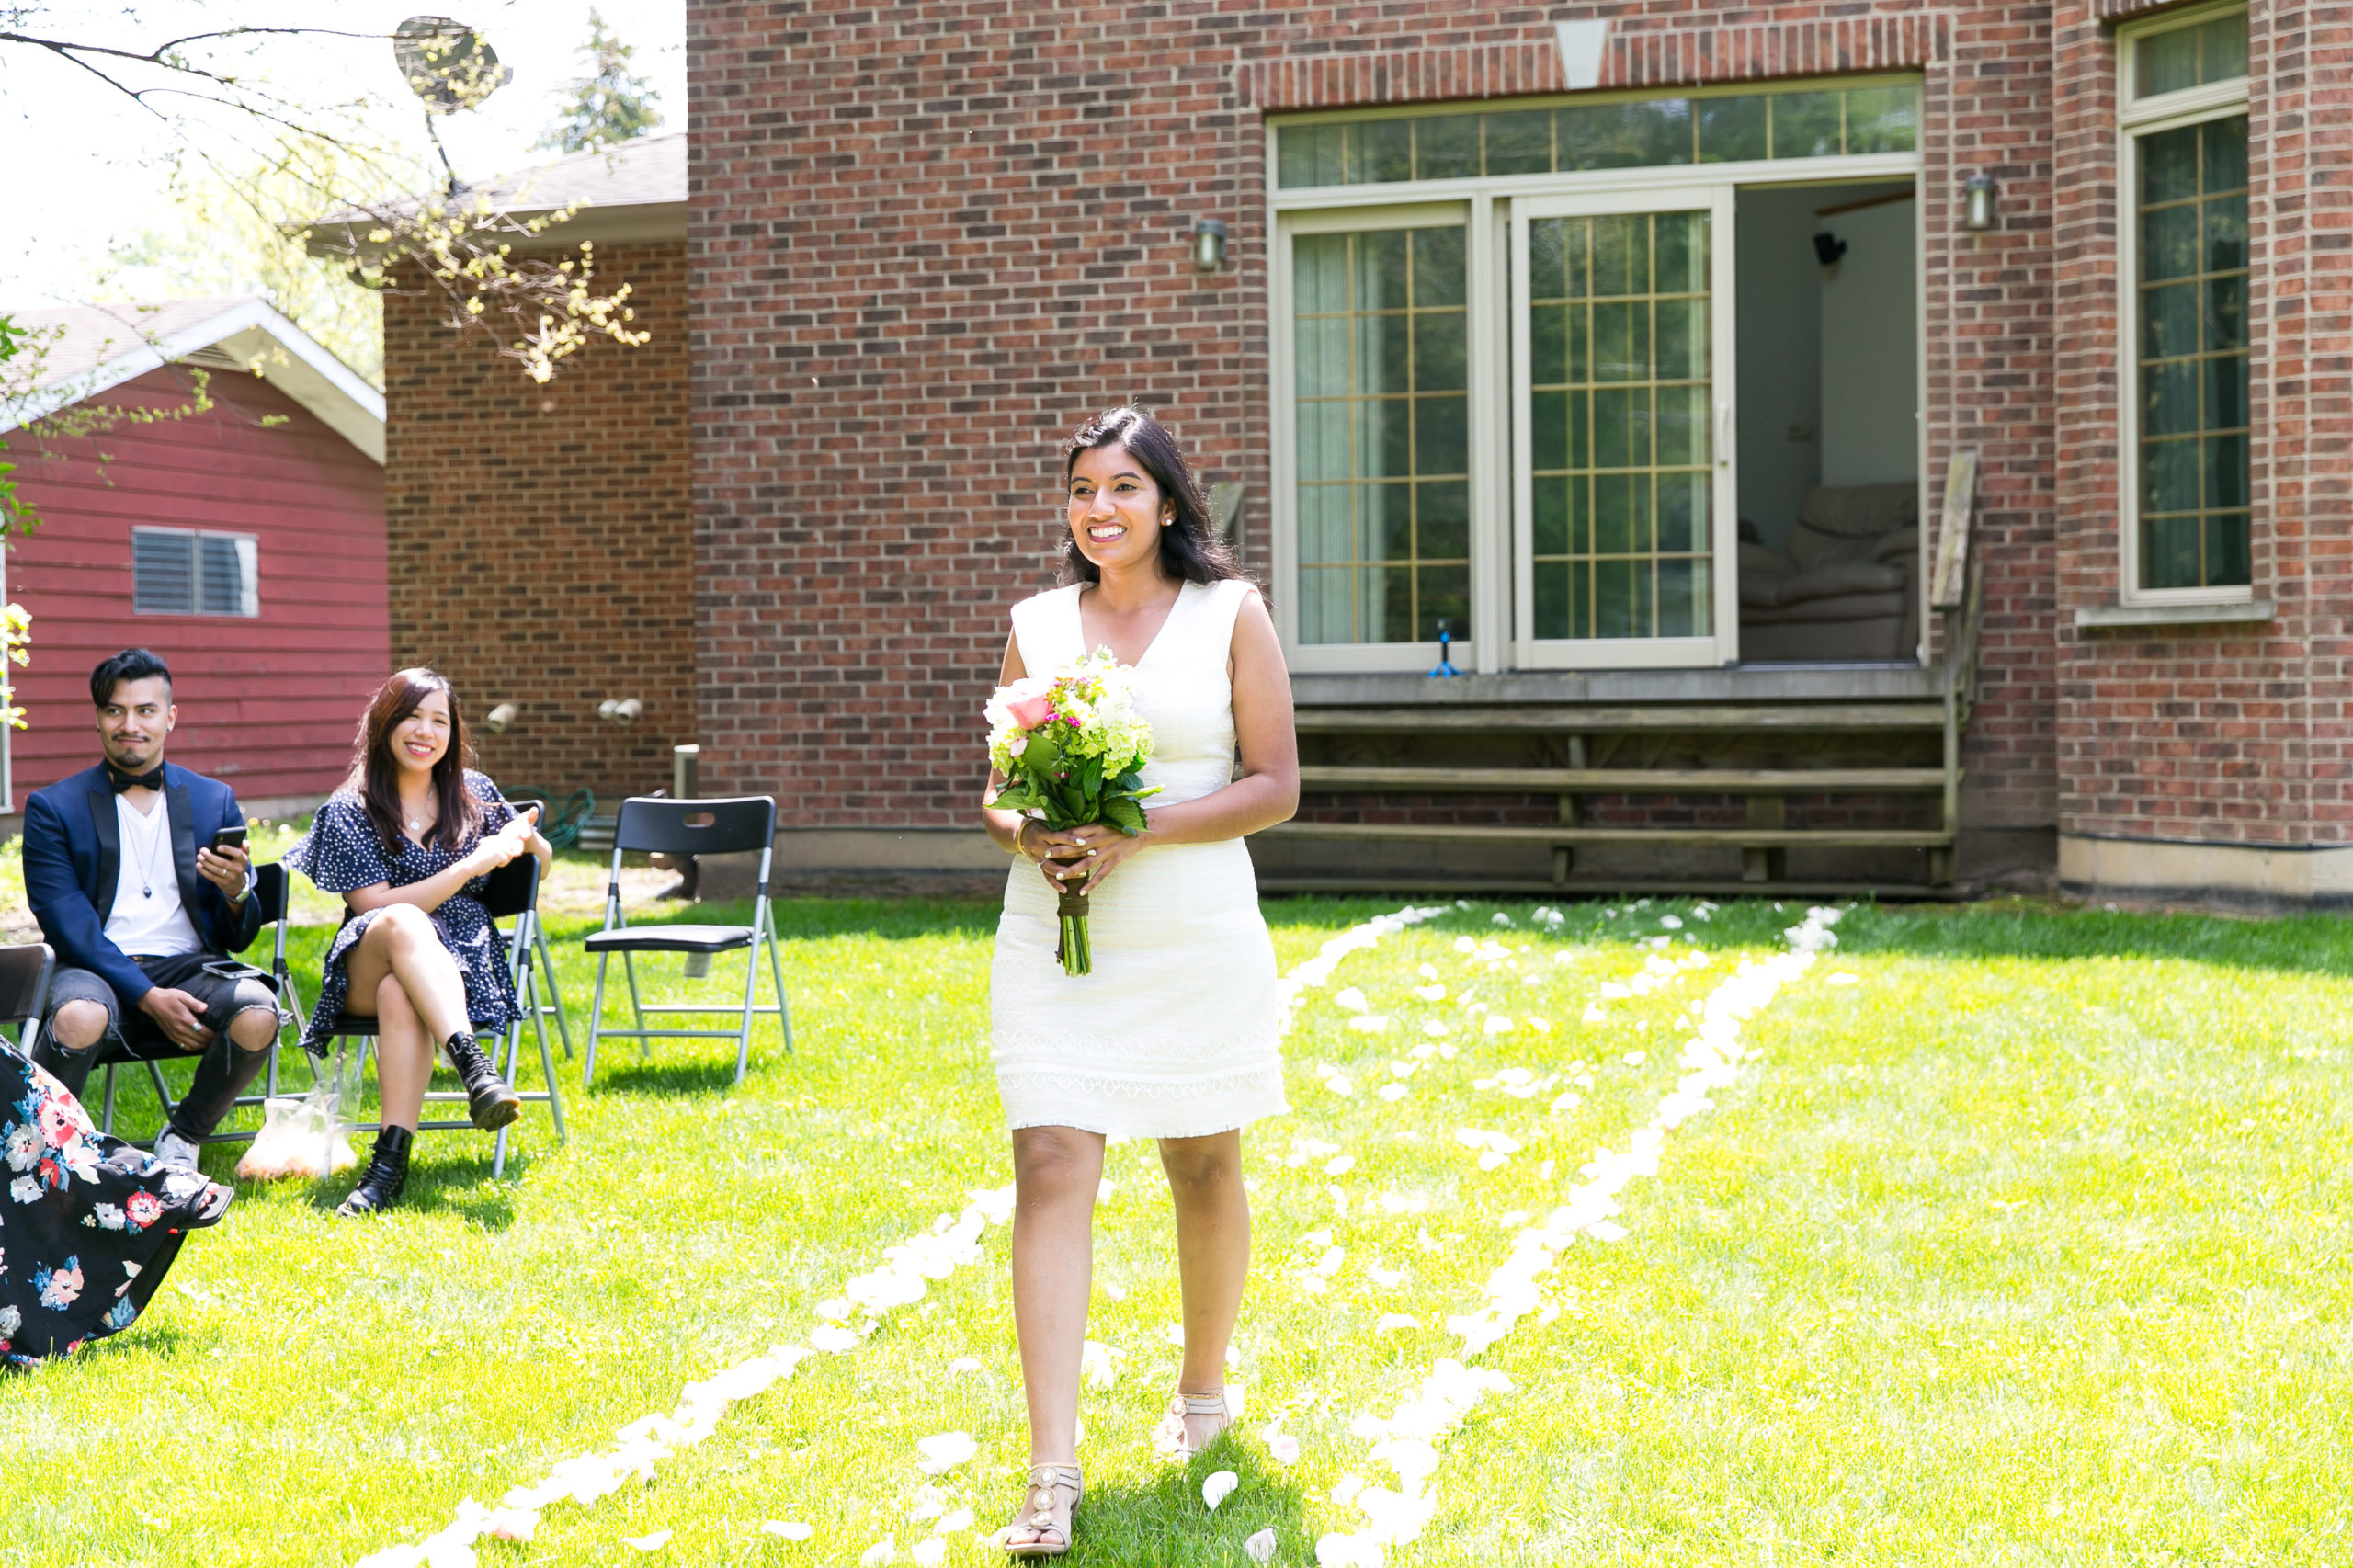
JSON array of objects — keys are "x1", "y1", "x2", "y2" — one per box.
[
  {"x1": 2136, "y1": 116, "x2": 2248, "y2": 589},
  {"x1": 1277, "y1": 83, "x2": 1917, "y2": 189},
  {"x1": 1527, "y1": 211, "x2": 1713, "y2": 639},
  {"x1": 1291, "y1": 226, "x2": 1471, "y2": 644},
  {"x1": 2124, "y1": 8, "x2": 2250, "y2": 593}
]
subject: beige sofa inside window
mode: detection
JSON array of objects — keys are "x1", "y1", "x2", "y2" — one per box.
[{"x1": 1737, "y1": 482, "x2": 1920, "y2": 663}]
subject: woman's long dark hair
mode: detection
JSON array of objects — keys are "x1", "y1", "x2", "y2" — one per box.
[
  {"x1": 1060, "y1": 405, "x2": 1253, "y2": 588},
  {"x1": 347, "y1": 668, "x2": 482, "y2": 858}
]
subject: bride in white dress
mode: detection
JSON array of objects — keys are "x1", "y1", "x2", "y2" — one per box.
[{"x1": 982, "y1": 407, "x2": 1299, "y2": 1558}]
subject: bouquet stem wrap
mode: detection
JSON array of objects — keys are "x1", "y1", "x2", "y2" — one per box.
[
  {"x1": 985, "y1": 647, "x2": 1161, "y2": 979},
  {"x1": 1054, "y1": 890, "x2": 1092, "y2": 976}
]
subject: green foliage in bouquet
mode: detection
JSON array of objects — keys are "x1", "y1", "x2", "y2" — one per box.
[
  {"x1": 985, "y1": 649, "x2": 1162, "y2": 974},
  {"x1": 984, "y1": 649, "x2": 1161, "y2": 837}
]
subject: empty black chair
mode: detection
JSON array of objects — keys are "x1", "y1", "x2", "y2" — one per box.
[
  {"x1": 582, "y1": 795, "x2": 789, "y2": 1088},
  {"x1": 96, "y1": 860, "x2": 303, "y2": 1146},
  {"x1": 0, "y1": 942, "x2": 55, "y2": 1058},
  {"x1": 317, "y1": 851, "x2": 565, "y2": 1178}
]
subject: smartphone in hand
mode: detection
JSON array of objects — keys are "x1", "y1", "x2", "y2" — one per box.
[{"x1": 209, "y1": 824, "x2": 249, "y2": 855}]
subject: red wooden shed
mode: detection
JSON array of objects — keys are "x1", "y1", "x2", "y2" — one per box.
[{"x1": 0, "y1": 298, "x2": 388, "y2": 818}]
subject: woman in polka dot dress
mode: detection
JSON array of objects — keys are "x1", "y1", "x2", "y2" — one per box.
[{"x1": 285, "y1": 669, "x2": 551, "y2": 1218}]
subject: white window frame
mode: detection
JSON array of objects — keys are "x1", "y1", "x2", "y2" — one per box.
[
  {"x1": 1271, "y1": 200, "x2": 1495, "y2": 674},
  {"x1": 1267, "y1": 85, "x2": 1924, "y2": 673},
  {"x1": 2116, "y1": 3, "x2": 2252, "y2": 607},
  {"x1": 131, "y1": 526, "x2": 261, "y2": 618},
  {"x1": 1509, "y1": 185, "x2": 1739, "y2": 669}
]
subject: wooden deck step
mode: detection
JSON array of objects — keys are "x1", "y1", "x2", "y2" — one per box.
[
  {"x1": 1256, "y1": 875, "x2": 1963, "y2": 902},
  {"x1": 1298, "y1": 765, "x2": 1949, "y2": 794},
  {"x1": 1293, "y1": 703, "x2": 1947, "y2": 734},
  {"x1": 1267, "y1": 822, "x2": 1953, "y2": 849}
]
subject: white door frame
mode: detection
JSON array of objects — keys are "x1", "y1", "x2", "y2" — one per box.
[
  {"x1": 1269, "y1": 201, "x2": 1491, "y2": 675},
  {"x1": 1508, "y1": 184, "x2": 1740, "y2": 670}
]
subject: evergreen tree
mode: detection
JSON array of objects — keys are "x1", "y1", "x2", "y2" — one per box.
[{"x1": 534, "y1": 10, "x2": 665, "y2": 154}]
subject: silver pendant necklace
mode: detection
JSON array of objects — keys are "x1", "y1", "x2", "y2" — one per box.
[{"x1": 130, "y1": 807, "x2": 168, "y2": 899}]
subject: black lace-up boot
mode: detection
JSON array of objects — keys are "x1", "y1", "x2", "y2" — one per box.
[
  {"x1": 335, "y1": 1125, "x2": 414, "y2": 1218},
  {"x1": 443, "y1": 1029, "x2": 522, "y2": 1131}
]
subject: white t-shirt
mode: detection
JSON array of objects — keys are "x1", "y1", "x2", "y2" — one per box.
[{"x1": 104, "y1": 792, "x2": 203, "y2": 959}]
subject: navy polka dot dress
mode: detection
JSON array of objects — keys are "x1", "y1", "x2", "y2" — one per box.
[{"x1": 285, "y1": 772, "x2": 524, "y2": 1053}]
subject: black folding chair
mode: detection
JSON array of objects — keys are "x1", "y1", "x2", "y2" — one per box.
[
  {"x1": 318, "y1": 853, "x2": 565, "y2": 1178},
  {"x1": 0, "y1": 942, "x2": 55, "y2": 1060},
  {"x1": 582, "y1": 795, "x2": 789, "y2": 1088},
  {"x1": 96, "y1": 861, "x2": 305, "y2": 1146}
]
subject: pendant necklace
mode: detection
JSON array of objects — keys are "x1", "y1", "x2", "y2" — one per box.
[{"x1": 131, "y1": 810, "x2": 168, "y2": 899}]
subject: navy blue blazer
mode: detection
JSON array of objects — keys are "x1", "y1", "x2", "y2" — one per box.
[{"x1": 22, "y1": 761, "x2": 265, "y2": 1006}]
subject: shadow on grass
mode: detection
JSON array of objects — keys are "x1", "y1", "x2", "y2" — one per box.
[
  {"x1": 581, "y1": 1058, "x2": 746, "y2": 1097},
  {"x1": 1062, "y1": 1440, "x2": 1310, "y2": 1566},
  {"x1": 1813, "y1": 894, "x2": 2353, "y2": 977},
  {"x1": 1261, "y1": 886, "x2": 2353, "y2": 980},
  {"x1": 541, "y1": 896, "x2": 1001, "y2": 948},
  {"x1": 290, "y1": 1153, "x2": 526, "y2": 1229}
]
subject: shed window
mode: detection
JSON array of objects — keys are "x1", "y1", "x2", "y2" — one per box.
[{"x1": 132, "y1": 528, "x2": 258, "y2": 617}]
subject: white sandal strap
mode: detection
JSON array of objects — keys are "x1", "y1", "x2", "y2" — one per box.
[{"x1": 1176, "y1": 1390, "x2": 1228, "y2": 1415}]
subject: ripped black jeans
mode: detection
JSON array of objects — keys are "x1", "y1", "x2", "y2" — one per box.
[{"x1": 32, "y1": 952, "x2": 283, "y2": 1142}]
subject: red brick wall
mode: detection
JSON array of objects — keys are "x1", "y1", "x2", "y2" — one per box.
[
  {"x1": 2051, "y1": 0, "x2": 2345, "y2": 850},
  {"x1": 3, "y1": 366, "x2": 387, "y2": 806},
  {"x1": 687, "y1": 0, "x2": 2064, "y2": 839},
  {"x1": 382, "y1": 243, "x2": 694, "y2": 806}
]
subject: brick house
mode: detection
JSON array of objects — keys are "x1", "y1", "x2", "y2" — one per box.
[
  {"x1": 0, "y1": 298, "x2": 389, "y2": 818},
  {"x1": 377, "y1": 1, "x2": 2340, "y2": 907}
]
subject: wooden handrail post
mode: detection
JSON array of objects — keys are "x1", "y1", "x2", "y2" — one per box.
[{"x1": 1929, "y1": 450, "x2": 1979, "y2": 887}]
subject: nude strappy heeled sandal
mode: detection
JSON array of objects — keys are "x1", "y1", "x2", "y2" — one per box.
[
  {"x1": 1165, "y1": 1388, "x2": 1233, "y2": 1460},
  {"x1": 1003, "y1": 1462, "x2": 1082, "y2": 1560}
]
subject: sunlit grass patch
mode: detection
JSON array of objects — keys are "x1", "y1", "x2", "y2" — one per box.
[{"x1": 0, "y1": 893, "x2": 2346, "y2": 1566}]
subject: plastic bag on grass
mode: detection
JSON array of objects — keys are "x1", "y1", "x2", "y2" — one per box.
[{"x1": 235, "y1": 1082, "x2": 357, "y2": 1180}]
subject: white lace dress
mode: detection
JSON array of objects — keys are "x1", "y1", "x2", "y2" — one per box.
[{"x1": 989, "y1": 577, "x2": 1286, "y2": 1139}]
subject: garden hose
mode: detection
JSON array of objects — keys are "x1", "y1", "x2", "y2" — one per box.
[{"x1": 502, "y1": 786, "x2": 597, "y2": 849}]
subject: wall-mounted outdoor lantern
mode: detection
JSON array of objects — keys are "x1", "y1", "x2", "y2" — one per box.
[
  {"x1": 1193, "y1": 218, "x2": 1229, "y2": 273},
  {"x1": 597, "y1": 697, "x2": 644, "y2": 723},
  {"x1": 483, "y1": 701, "x2": 520, "y2": 733},
  {"x1": 1963, "y1": 172, "x2": 1998, "y2": 232},
  {"x1": 1811, "y1": 231, "x2": 1848, "y2": 268}
]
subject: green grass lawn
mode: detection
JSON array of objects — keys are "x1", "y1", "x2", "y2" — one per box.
[{"x1": 2, "y1": 891, "x2": 2348, "y2": 1567}]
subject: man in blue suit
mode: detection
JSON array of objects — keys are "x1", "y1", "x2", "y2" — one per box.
[{"x1": 24, "y1": 649, "x2": 280, "y2": 1171}]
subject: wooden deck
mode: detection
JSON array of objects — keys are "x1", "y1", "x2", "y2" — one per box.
[{"x1": 1256, "y1": 456, "x2": 1985, "y2": 900}]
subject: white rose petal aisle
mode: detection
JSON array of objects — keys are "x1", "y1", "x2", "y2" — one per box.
[
  {"x1": 348, "y1": 903, "x2": 1452, "y2": 1567},
  {"x1": 1304, "y1": 905, "x2": 1846, "y2": 1568}
]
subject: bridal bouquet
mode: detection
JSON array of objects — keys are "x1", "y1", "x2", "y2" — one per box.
[{"x1": 985, "y1": 648, "x2": 1160, "y2": 975}]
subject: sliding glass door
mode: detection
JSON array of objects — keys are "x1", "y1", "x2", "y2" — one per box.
[{"x1": 1510, "y1": 187, "x2": 1738, "y2": 667}]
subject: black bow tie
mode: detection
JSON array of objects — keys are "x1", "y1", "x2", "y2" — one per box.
[{"x1": 108, "y1": 764, "x2": 165, "y2": 793}]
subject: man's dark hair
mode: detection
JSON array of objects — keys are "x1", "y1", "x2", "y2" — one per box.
[{"x1": 90, "y1": 648, "x2": 172, "y2": 708}]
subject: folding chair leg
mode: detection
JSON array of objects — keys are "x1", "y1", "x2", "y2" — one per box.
[
  {"x1": 491, "y1": 1020, "x2": 521, "y2": 1180},
  {"x1": 622, "y1": 952, "x2": 648, "y2": 1058},
  {"x1": 143, "y1": 1060, "x2": 176, "y2": 1138},
  {"x1": 536, "y1": 1006, "x2": 566, "y2": 1145},
  {"x1": 765, "y1": 926, "x2": 791, "y2": 1054},
  {"x1": 585, "y1": 951, "x2": 611, "y2": 1089},
  {"x1": 101, "y1": 1063, "x2": 119, "y2": 1137},
  {"x1": 324, "y1": 1040, "x2": 354, "y2": 1176},
  {"x1": 733, "y1": 937, "x2": 759, "y2": 1087},
  {"x1": 534, "y1": 923, "x2": 574, "y2": 1059}
]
